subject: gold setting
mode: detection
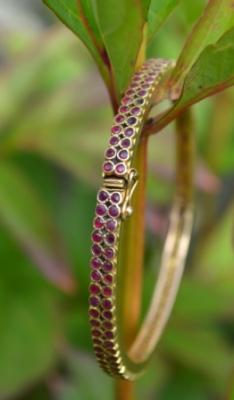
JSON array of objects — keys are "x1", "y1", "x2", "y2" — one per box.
[{"x1": 89, "y1": 59, "x2": 194, "y2": 380}]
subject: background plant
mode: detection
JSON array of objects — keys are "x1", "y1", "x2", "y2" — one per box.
[{"x1": 0, "y1": 0, "x2": 233, "y2": 399}]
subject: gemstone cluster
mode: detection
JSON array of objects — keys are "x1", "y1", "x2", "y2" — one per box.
[{"x1": 89, "y1": 59, "x2": 170, "y2": 376}]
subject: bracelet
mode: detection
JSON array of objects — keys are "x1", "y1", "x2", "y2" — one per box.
[{"x1": 89, "y1": 59, "x2": 194, "y2": 380}]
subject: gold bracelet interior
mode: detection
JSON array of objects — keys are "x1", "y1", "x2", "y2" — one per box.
[{"x1": 117, "y1": 109, "x2": 194, "y2": 374}]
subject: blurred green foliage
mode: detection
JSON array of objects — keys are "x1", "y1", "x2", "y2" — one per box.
[{"x1": 0, "y1": 1, "x2": 233, "y2": 399}]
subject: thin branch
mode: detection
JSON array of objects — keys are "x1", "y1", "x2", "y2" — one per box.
[
  {"x1": 76, "y1": 0, "x2": 102, "y2": 55},
  {"x1": 114, "y1": 35, "x2": 148, "y2": 398},
  {"x1": 143, "y1": 75, "x2": 234, "y2": 138},
  {"x1": 115, "y1": 380, "x2": 135, "y2": 400}
]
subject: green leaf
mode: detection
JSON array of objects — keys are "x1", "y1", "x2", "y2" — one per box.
[
  {"x1": 57, "y1": 181, "x2": 96, "y2": 293},
  {"x1": 176, "y1": 27, "x2": 234, "y2": 106},
  {"x1": 93, "y1": 0, "x2": 146, "y2": 96},
  {"x1": 161, "y1": 327, "x2": 233, "y2": 384},
  {"x1": 78, "y1": 0, "x2": 103, "y2": 44},
  {"x1": 160, "y1": 367, "x2": 209, "y2": 400},
  {"x1": 0, "y1": 29, "x2": 84, "y2": 134},
  {"x1": 31, "y1": 127, "x2": 103, "y2": 183},
  {"x1": 147, "y1": 0, "x2": 180, "y2": 44},
  {"x1": 43, "y1": 0, "x2": 97, "y2": 55},
  {"x1": 170, "y1": 0, "x2": 234, "y2": 96},
  {"x1": 0, "y1": 294, "x2": 56, "y2": 398},
  {"x1": 0, "y1": 162, "x2": 75, "y2": 292},
  {"x1": 43, "y1": 0, "x2": 107, "y2": 82},
  {"x1": 197, "y1": 206, "x2": 234, "y2": 279},
  {"x1": 155, "y1": 28, "x2": 234, "y2": 131},
  {"x1": 0, "y1": 234, "x2": 58, "y2": 398},
  {"x1": 173, "y1": 278, "x2": 234, "y2": 322},
  {"x1": 0, "y1": 292, "x2": 57, "y2": 398},
  {"x1": 0, "y1": 28, "x2": 109, "y2": 184},
  {"x1": 204, "y1": 91, "x2": 234, "y2": 173},
  {"x1": 59, "y1": 351, "x2": 112, "y2": 400},
  {"x1": 7, "y1": 105, "x2": 109, "y2": 184}
]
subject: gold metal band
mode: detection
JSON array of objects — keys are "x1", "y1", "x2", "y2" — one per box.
[{"x1": 89, "y1": 59, "x2": 194, "y2": 379}]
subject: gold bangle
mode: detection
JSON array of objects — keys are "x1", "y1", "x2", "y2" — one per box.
[{"x1": 89, "y1": 59, "x2": 194, "y2": 380}]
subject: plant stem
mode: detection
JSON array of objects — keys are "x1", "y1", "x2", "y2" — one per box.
[
  {"x1": 122, "y1": 135, "x2": 148, "y2": 344},
  {"x1": 115, "y1": 30, "x2": 148, "y2": 399},
  {"x1": 115, "y1": 135, "x2": 148, "y2": 400},
  {"x1": 115, "y1": 380, "x2": 135, "y2": 400},
  {"x1": 142, "y1": 76, "x2": 234, "y2": 139}
]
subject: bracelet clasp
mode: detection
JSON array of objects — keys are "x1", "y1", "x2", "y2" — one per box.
[{"x1": 103, "y1": 169, "x2": 138, "y2": 220}]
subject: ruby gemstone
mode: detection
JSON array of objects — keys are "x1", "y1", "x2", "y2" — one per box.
[
  {"x1": 92, "y1": 329, "x2": 101, "y2": 338},
  {"x1": 102, "y1": 299, "x2": 112, "y2": 310},
  {"x1": 103, "y1": 274, "x2": 113, "y2": 285},
  {"x1": 89, "y1": 296, "x2": 100, "y2": 307},
  {"x1": 138, "y1": 89, "x2": 147, "y2": 96},
  {"x1": 121, "y1": 138, "x2": 131, "y2": 148},
  {"x1": 103, "y1": 161, "x2": 114, "y2": 173},
  {"x1": 127, "y1": 116, "x2": 137, "y2": 125},
  {"x1": 103, "y1": 321, "x2": 113, "y2": 330},
  {"x1": 131, "y1": 106, "x2": 141, "y2": 115},
  {"x1": 105, "y1": 233, "x2": 115, "y2": 245},
  {"x1": 91, "y1": 270, "x2": 102, "y2": 282},
  {"x1": 115, "y1": 163, "x2": 126, "y2": 175},
  {"x1": 91, "y1": 257, "x2": 102, "y2": 269},
  {"x1": 111, "y1": 125, "x2": 121, "y2": 134},
  {"x1": 105, "y1": 330, "x2": 114, "y2": 339},
  {"x1": 104, "y1": 247, "x2": 115, "y2": 259},
  {"x1": 103, "y1": 286, "x2": 112, "y2": 297},
  {"x1": 92, "y1": 230, "x2": 102, "y2": 243},
  {"x1": 106, "y1": 219, "x2": 117, "y2": 232},
  {"x1": 102, "y1": 261, "x2": 113, "y2": 272},
  {"x1": 122, "y1": 96, "x2": 132, "y2": 105},
  {"x1": 109, "y1": 205, "x2": 120, "y2": 218},
  {"x1": 124, "y1": 127, "x2": 135, "y2": 137},
  {"x1": 118, "y1": 149, "x2": 128, "y2": 160},
  {"x1": 98, "y1": 190, "x2": 109, "y2": 202},
  {"x1": 90, "y1": 283, "x2": 101, "y2": 295},
  {"x1": 103, "y1": 310, "x2": 112, "y2": 319},
  {"x1": 105, "y1": 147, "x2": 116, "y2": 159},
  {"x1": 119, "y1": 105, "x2": 128, "y2": 113},
  {"x1": 115, "y1": 114, "x2": 125, "y2": 124},
  {"x1": 89, "y1": 308, "x2": 99, "y2": 318},
  {"x1": 96, "y1": 204, "x2": 107, "y2": 217},
  {"x1": 109, "y1": 135, "x2": 119, "y2": 146},
  {"x1": 110, "y1": 192, "x2": 121, "y2": 204},
  {"x1": 92, "y1": 244, "x2": 102, "y2": 256},
  {"x1": 94, "y1": 216, "x2": 104, "y2": 229}
]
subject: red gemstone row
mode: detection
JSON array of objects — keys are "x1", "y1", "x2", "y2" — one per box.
[
  {"x1": 89, "y1": 187, "x2": 122, "y2": 374},
  {"x1": 102, "y1": 59, "x2": 169, "y2": 179},
  {"x1": 90, "y1": 59, "x2": 169, "y2": 376}
]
